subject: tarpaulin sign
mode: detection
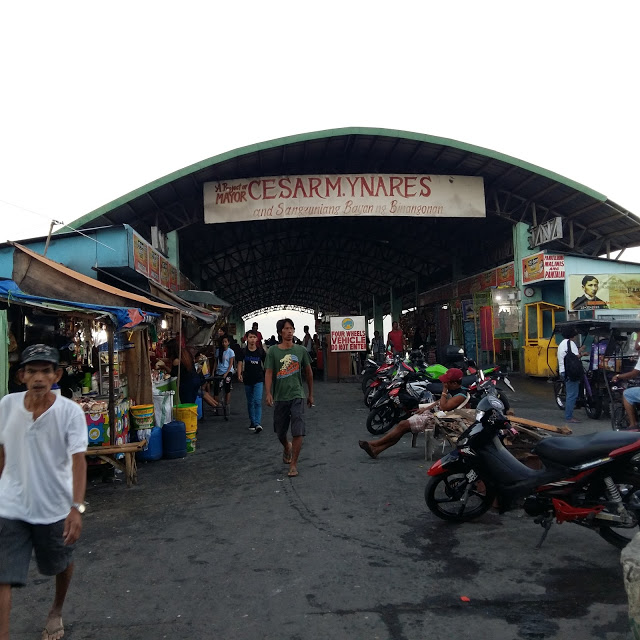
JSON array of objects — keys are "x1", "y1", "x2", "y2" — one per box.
[{"x1": 330, "y1": 316, "x2": 367, "y2": 352}]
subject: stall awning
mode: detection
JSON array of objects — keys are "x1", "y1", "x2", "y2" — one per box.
[
  {"x1": 0, "y1": 280, "x2": 159, "y2": 330},
  {"x1": 11, "y1": 242, "x2": 175, "y2": 312},
  {"x1": 148, "y1": 282, "x2": 219, "y2": 325},
  {"x1": 176, "y1": 289, "x2": 232, "y2": 308}
]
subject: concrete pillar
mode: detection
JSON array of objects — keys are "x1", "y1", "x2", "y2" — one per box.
[
  {"x1": 372, "y1": 295, "x2": 384, "y2": 335},
  {"x1": 621, "y1": 532, "x2": 640, "y2": 639},
  {"x1": 389, "y1": 287, "x2": 403, "y2": 324},
  {"x1": 513, "y1": 221, "x2": 532, "y2": 373},
  {"x1": 225, "y1": 313, "x2": 244, "y2": 341},
  {"x1": 167, "y1": 231, "x2": 179, "y2": 272}
]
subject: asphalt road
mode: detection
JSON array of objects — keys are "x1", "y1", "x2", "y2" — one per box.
[{"x1": 10, "y1": 375, "x2": 633, "y2": 639}]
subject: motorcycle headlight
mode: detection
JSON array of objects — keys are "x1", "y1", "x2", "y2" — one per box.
[{"x1": 475, "y1": 410, "x2": 486, "y2": 421}]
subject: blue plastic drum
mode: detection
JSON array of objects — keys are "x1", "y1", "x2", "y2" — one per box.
[{"x1": 162, "y1": 420, "x2": 187, "y2": 459}]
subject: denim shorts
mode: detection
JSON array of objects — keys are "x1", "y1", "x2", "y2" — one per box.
[
  {"x1": 623, "y1": 386, "x2": 640, "y2": 405},
  {"x1": 0, "y1": 517, "x2": 75, "y2": 587},
  {"x1": 273, "y1": 398, "x2": 306, "y2": 439}
]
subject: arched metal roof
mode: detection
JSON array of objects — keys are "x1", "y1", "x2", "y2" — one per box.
[{"x1": 68, "y1": 127, "x2": 640, "y2": 316}]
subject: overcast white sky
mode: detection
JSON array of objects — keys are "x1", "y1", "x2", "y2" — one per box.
[{"x1": 1, "y1": 0, "x2": 639, "y2": 267}]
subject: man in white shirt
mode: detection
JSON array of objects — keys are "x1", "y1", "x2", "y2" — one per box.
[
  {"x1": 0, "y1": 344, "x2": 88, "y2": 640},
  {"x1": 557, "y1": 326, "x2": 585, "y2": 423}
]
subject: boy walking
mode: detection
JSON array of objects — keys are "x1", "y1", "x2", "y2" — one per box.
[
  {"x1": 264, "y1": 319, "x2": 314, "y2": 477},
  {"x1": 0, "y1": 345, "x2": 88, "y2": 640}
]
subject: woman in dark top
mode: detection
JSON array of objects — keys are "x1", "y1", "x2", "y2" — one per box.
[
  {"x1": 237, "y1": 330, "x2": 266, "y2": 433},
  {"x1": 167, "y1": 339, "x2": 219, "y2": 408}
]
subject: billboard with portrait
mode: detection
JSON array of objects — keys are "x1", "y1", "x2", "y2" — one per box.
[{"x1": 568, "y1": 274, "x2": 617, "y2": 311}]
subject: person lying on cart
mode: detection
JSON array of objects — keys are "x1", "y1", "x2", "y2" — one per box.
[{"x1": 358, "y1": 368, "x2": 468, "y2": 459}]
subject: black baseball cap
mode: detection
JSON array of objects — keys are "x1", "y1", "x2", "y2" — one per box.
[{"x1": 20, "y1": 344, "x2": 60, "y2": 367}]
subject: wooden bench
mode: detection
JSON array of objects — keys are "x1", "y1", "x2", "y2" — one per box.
[{"x1": 85, "y1": 440, "x2": 147, "y2": 487}]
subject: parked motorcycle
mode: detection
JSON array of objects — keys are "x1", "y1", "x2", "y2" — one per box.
[
  {"x1": 366, "y1": 370, "x2": 433, "y2": 434},
  {"x1": 366, "y1": 367, "x2": 511, "y2": 434},
  {"x1": 425, "y1": 393, "x2": 640, "y2": 549},
  {"x1": 363, "y1": 360, "x2": 449, "y2": 408}
]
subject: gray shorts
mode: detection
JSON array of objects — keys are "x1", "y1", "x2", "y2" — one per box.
[
  {"x1": 0, "y1": 517, "x2": 75, "y2": 587},
  {"x1": 273, "y1": 398, "x2": 306, "y2": 439}
]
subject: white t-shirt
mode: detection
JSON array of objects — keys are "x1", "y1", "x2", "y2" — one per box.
[
  {"x1": 557, "y1": 339, "x2": 579, "y2": 375},
  {"x1": 0, "y1": 392, "x2": 88, "y2": 524}
]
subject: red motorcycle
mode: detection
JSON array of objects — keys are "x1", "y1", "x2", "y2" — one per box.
[{"x1": 425, "y1": 394, "x2": 640, "y2": 549}]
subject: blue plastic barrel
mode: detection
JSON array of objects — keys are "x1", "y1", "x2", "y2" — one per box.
[
  {"x1": 162, "y1": 420, "x2": 187, "y2": 459},
  {"x1": 136, "y1": 426, "x2": 163, "y2": 462}
]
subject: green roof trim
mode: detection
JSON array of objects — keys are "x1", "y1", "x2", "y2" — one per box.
[{"x1": 66, "y1": 127, "x2": 608, "y2": 230}]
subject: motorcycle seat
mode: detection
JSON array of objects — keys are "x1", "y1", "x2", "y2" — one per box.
[{"x1": 534, "y1": 431, "x2": 640, "y2": 466}]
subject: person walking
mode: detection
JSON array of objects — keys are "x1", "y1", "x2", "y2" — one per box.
[
  {"x1": 237, "y1": 330, "x2": 266, "y2": 433},
  {"x1": 214, "y1": 335, "x2": 235, "y2": 412},
  {"x1": 0, "y1": 345, "x2": 89, "y2": 640},
  {"x1": 264, "y1": 318, "x2": 314, "y2": 478},
  {"x1": 387, "y1": 320, "x2": 405, "y2": 357},
  {"x1": 303, "y1": 325, "x2": 314, "y2": 356},
  {"x1": 242, "y1": 322, "x2": 264, "y2": 348},
  {"x1": 557, "y1": 326, "x2": 585, "y2": 424},
  {"x1": 371, "y1": 330, "x2": 386, "y2": 365}
]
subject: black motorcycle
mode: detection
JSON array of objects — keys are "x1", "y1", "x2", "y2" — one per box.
[{"x1": 425, "y1": 393, "x2": 640, "y2": 549}]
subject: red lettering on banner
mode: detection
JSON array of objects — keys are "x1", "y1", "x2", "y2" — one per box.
[
  {"x1": 278, "y1": 178, "x2": 292, "y2": 199},
  {"x1": 389, "y1": 176, "x2": 403, "y2": 196},
  {"x1": 263, "y1": 179, "x2": 277, "y2": 200},
  {"x1": 374, "y1": 176, "x2": 389, "y2": 197},
  {"x1": 292, "y1": 178, "x2": 308, "y2": 199},
  {"x1": 308, "y1": 177, "x2": 322, "y2": 198},
  {"x1": 404, "y1": 176, "x2": 417, "y2": 197},
  {"x1": 326, "y1": 176, "x2": 342, "y2": 198},
  {"x1": 419, "y1": 176, "x2": 432, "y2": 197},
  {"x1": 248, "y1": 180, "x2": 260, "y2": 200}
]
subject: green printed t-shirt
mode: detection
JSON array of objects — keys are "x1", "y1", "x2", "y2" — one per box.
[{"x1": 264, "y1": 344, "x2": 311, "y2": 402}]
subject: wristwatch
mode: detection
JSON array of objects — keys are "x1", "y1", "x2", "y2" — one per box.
[{"x1": 71, "y1": 502, "x2": 86, "y2": 514}]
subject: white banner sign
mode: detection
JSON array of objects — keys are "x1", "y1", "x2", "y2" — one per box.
[
  {"x1": 204, "y1": 174, "x2": 485, "y2": 224},
  {"x1": 330, "y1": 316, "x2": 367, "y2": 352}
]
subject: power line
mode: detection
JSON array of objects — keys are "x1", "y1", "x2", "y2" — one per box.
[{"x1": 0, "y1": 197, "x2": 115, "y2": 251}]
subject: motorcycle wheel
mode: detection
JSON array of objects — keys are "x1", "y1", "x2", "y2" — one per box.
[
  {"x1": 425, "y1": 471, "x2": 496, "y2": 522},
  {"x1": 497, "y1": 391, "x2": 510, "y2": 412},
  {"x1": 361, "y1": 372, "x2": 376, "y2": 393},
  {"x1": 584, "y1": 392, "x2": 602, "y2": 420},
  {"x1": 363, "y1": 385, "x2": 378, "y2": 408},
  {"x1": 366, "y1": 406, "x2": 398, "y2": 435},
  {"x1": 589, "y1": 470, "x2": 640, "y2": 549},
  {"x1": 611, "y1": 404, "x2": 630, "y2": 431},
  {"x1": 553, "y1": 379, "x2": 566, "y2": 410}
]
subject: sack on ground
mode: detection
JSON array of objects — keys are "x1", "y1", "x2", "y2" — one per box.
[{"x1": 564, "y1": 342, "x2": 583, "y2": 381}]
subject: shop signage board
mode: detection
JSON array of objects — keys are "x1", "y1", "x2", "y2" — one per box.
[
  {"x1": 497, "y1": 262, "x2": 515, "y2": 287},
  {"x1": 522, "y1": 252, "x2": 566, "y2": 284},
  {"x1": 204, "y1": 174, "x2": 486, "y2": 224},
  {"x1": 160, "y1": 257, "x2": 170, "y2": 289},
  {"x1": 567, "y1": 273, "x2": 640, "y2": 311},
  {"x1": 329, "y1": 316, "x2": 367, "y2": 352},
  {"x1": 543, "y1": 254, "x2": 565, "y2": 280},
  {"x1": 133, "y1": 234, "x2": 148, "y2": 277},
  {"x1": 169, "y1": 265, "x2": 178, "y2": 292},
  {"x1": 522, "y1": 252, "x2": 545, "y2": 284},
  {"x1": 149, "y1": 251, "x2": 160, "y2": 283}
]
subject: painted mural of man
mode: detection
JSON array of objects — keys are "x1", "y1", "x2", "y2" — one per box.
[{"x1": 572, "y1": 275, "x2": 608, "y2": 310}]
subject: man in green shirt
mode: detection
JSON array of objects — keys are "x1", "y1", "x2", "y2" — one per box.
[{"x1": 265, "y1": 318, "x2": 314, "y2": 477}]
